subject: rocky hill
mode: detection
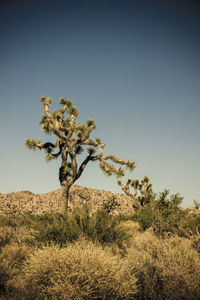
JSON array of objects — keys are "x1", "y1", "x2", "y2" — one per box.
[{"x1": 0, "y1": 185, "x2": 134, "y2": 215}]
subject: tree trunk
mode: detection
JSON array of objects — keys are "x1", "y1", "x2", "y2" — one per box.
[{"x1": 61, "y1": 184, "x2": 71, "y2": 212}]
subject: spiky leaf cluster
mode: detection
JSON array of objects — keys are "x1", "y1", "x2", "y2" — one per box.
[
  {"x1": 118, "y1": 167, "x2": 125, "y2": 177},
  {"x1": 68, "y1": 106, "x2": 79, "y2": 117},
  {"x1": 74, "y1": 145, "x2": 84, "y2": 155},
  {"x1": 131, "y1": 179, "x2": 139, "y2": 188},
  {"x1": 40, "y1": 117, "x2": 53, "y2": 134},
  {"x1": 87, "y1": 147, "x2": 97, "y2": 156},
  {"x1": 126, "y1": 160, "x2": 136, "y2": 171},
  {"x1": 59, "y1": 98, "x2": 73, "y2": 106},
  {"x1": 25, "y1": 138, "x2": 41, "y2": 150},
  {"x1": 86, "y1": 119, "x2": 96, "y2": 127},
  {"x1": 63, "y1": 118, "x2": 70, "y2": 128},
  {"x1": 95, "y1": 137, "x2": 102, "y2": 145},
  {"x1": 99, "y1": 156, "x2": 135, "y2": 178},
  {"x1": 40, "y1": 96, "x2": 46, "y2": 103},
  {"x1": 40, "y1": 96, "x2": 52, "y2": 104},
  {"x1": 74, "y1": 124, "x2": 88, "y2": 139},
  {"x1": 52, "y1": 110, "x2": 63, "y2": 120}
]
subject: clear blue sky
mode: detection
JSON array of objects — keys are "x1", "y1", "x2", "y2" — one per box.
[{"x1": 0, "y1": 0, "x2": 199, "y2": 207}]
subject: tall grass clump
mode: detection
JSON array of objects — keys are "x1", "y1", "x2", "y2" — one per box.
[
  {"x1": 0, "y1": 226, "x2": 16, "y2": 248},
  {"x1": 16, "y1": 241, "x2": 137, "y2": 299},
  {"x1": 0, "y1": 243, "x2": 29, "y2": 297},
  {"x1": 126, "y1": 231, "x2": 200, "y2": 300}
]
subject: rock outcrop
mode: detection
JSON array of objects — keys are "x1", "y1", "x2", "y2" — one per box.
[{"x1": 0, "y1": 185, "x2": 134, "y2": 215}]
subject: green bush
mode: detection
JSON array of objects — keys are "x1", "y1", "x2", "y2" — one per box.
[
  {"x1": 87, "y1": 209, "x2": 129, "y2": 247},
  {"x1": 72, "y1": 207, "x2": 129, "y2": 247},
  {"x1": 132, "y1": 203, "x2": 156, "y2": 230},
  {"x1": 132, "y1": 191, "x2": 200, "y2": 238},
  {"x1": 0, "y1": 212, "x2": 37, "y2": 229},
  {"x1": 30, "y1": 213, "x2": 80, "y2": 246},
  {"x1": 16, "y1": 241, "x2": 137, "y2": 299},
  {"x1": 1, "y1": 209, "x2": 129, "y2": 248}
]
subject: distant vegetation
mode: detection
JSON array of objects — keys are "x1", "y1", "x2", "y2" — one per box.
[{"x1": 0, "y1": 190, "x2": 200, "y2": 299}]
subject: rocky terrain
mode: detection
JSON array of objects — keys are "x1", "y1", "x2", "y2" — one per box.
[{"x1": 0, "y1": 185, "x2": 134, "y2": 215}]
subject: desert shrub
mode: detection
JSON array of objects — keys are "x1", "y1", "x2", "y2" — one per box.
[
  {"x1": 160, "y1": 237, "x2": 200, "y2": 300},
  {"x1": 0, "y1": 212, "x2": 82, "y2": 247},
  {"x1": 132, "y1": 197, "x2": 200, "y2": 238},
  {"x1": 0, "y1": 214, "x2": 18, "y2": 228},
  {"x1": 168, "y1": 210, "x2": 200, "y2": 237},
  {"x1": 0, "y1": 226, "x2": 16, "y2": 248},
  {"x1": 132, "y1": 204, "x2": 156, "y2": 230},
  {"x1": 108, "y1": 221, "x2": 142, "y2": 256},
  {"x1": 87, "y1": 209, "x2": 129, "y2": 247},
  {"x1": 190, "y1": 231, "x2": 200, "y2": 253},
  {"x1": 102, "y1": 196, "x2": 121, "y2": 213},
  {"x1": 29, "y1": 213, "x2": 80, "y2": 246},
  {"x1": 0, "y1": 243, "x2": 29, "y2": 296},
  {"x1": 72, "y1": 205, "x2": 91, "y2": 234},
  {"x1": 16, "y1": 241, "x2": 137, "y2": 299},
  {"x1": 72, "y1": 208, "x2": 129, "y2": 247},
  {"x1": 117, "y1": 220, "x2": 141, "y2": 247},
  {"x1": 0, "y1": 226, "x2": 33, "y2": 250},
  {"x1": 0, "y1": 212, "x2": 37, "y2": 229},
  {"x1": 0, "y1": 210, "x2": 129, "y2": 248},
  {"x1": 126, "y1": 231, "x2": 163, "y2": 300},
  {"x1": 126, "y1": 231, "x2": 200, "y2": 300},
  {"x1": 118, "y1": 220, "x2": 141, "y2": 236}
]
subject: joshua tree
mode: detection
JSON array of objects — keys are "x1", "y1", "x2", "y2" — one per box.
[
  {"x1": 117, "y1": 176, "x2": 152, "y2": 210},
  {"x1": 25, "y1": 96, "x2": 136, "y2": 210},
  {"x1": 193, "y1": 199, "x2": 200, "y2": 210}
]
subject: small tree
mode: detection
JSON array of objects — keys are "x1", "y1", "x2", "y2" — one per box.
[
  {"x1": 156, "y1": 189, "x2": 183, "y2": 209},
  {"x1": 117, "y1": 176, "x2": 152, "y2": 210},
  {"x1": 193, "y1": 200, "x2": 200, "y2": 210},
  {"x1": 25, "y1": 96, "x2": 136, "y2": 210}
]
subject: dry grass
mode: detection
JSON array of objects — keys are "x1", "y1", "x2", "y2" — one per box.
[
  {"x1": 126, "y1": 231, "x2": 200, "y2": 300},
  {"x1": 0, "y1": 225, "x2": 32, "y2": 248},
  {"x1": 0, "y1": 243, "x2": 30, "y2": 296},
  {"x1": 0, "y1": 208, "x2": 199, "y2": 300},
  {"x1": 0, "y1": 226, "x2": 16, "y2": 248},
  {"x1": 118, "y1": 220, "x2": 141, "y2": 235},
  {"x1": 16, "y1": 239, "x2": 137, "y2": 299}
]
